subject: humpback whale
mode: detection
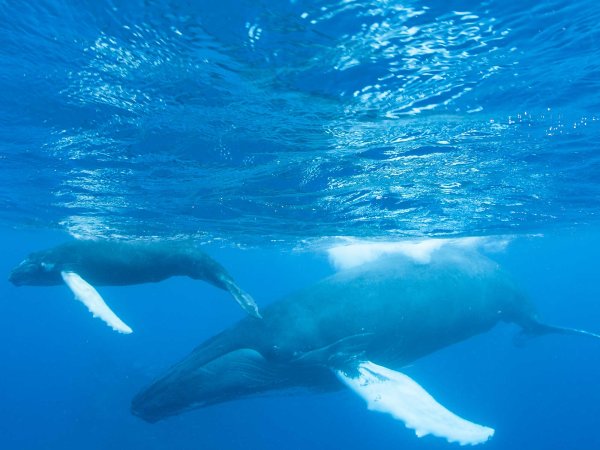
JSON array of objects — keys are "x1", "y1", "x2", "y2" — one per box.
[
  {"x1": 9, "y1": 240, "x2": 260, "y2": 333},
  {"x1": 131, "y1": 250, "x2": 599, "y2": 445}
]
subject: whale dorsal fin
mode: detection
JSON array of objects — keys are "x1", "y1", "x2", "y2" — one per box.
[
  {"x1": 337, "y1": 361, "x2": 494, "y2": 446},
  {"x1": 61, "y1": 271, "x2": 133, "y2": 334}
]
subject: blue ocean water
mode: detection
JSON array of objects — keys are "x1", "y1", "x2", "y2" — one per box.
[{"x1": 1, "y1": 0, "x2": 599, "y2": 449}]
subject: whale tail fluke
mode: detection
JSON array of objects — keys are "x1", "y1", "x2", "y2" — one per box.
[
  {"x1": 221, "y1": 278, "x2": 262, "y2": 319},
  {"x1": 185, "y1": 251, "x2": 262, "y2": 318},
  {"x1": 529, "y1": 321, "x2": 600, "y2": 340},
  {"x1": 518, "y1": 317, "x2": 600, "y2": 342}
]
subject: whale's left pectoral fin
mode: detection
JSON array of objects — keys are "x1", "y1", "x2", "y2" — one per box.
[
  {"x1": 61, "y1": 271, "x2": 133, "y2": 334},
  {"x1": 337, "y1": 361, "x2": 494, "y2": 446}
]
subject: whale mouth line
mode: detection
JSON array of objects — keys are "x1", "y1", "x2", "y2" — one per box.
[
  {"x1": 131, "y1": 392, "x2": 211, "y2": 423},
  {"x1": 130, "y1": 403, "x2": 162, "y2": 423},
  {"x1": 8, "y1": 259, "x2": 46, "y2": 286},
  {"x1": 8, "y1": 269, "x2": 29, "y2": 286}
]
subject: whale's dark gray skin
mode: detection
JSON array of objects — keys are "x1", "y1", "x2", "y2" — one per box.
[
  {"x1": 131, "y1": 250, "x2": 599, "y2": 426},
  {"x1": 9, "y1": 240, "x2": 260, "y2": 318}
]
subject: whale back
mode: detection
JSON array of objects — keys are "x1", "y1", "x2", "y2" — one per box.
[{"x1": 246, "y1": 250, "x2": 532, "y2": 367}]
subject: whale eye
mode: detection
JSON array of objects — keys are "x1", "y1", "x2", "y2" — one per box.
[{"x1": 41, "y1": 262, "x2": 55, "y2": 271}]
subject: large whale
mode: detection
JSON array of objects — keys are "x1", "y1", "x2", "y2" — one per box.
[
  {"x1": 9, "y1": 240, "x2": 260, "y2": 333},
  {"x1": 131, "y1": 249, "x2": 599, "y2": 446}
]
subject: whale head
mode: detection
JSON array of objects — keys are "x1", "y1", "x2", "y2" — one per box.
[
  {"x1": 131, "y1": 348, "x2": 289, "y2": 423},
  {"x1": 9, "y1": 252, "x2": 62, "y2": 286},
  {"x1": 130, "y1": 365, "x2": 211, "y2": 423}
]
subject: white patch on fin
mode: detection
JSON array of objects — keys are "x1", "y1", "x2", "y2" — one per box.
[
  {"x1": 61, "y1": 271, "x2": 133, "y2": 334},
  {"x1": 337, "y1": 361, "x2": 494, "y2": 446}
]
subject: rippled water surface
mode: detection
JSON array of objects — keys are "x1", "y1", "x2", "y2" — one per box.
[{"x1": 2, "y1": 0, "x2": 599, "y2": 244}]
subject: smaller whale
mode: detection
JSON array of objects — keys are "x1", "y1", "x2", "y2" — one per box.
[{"x1": 9, "y1": 240, "x2": 260, "y2": 334}]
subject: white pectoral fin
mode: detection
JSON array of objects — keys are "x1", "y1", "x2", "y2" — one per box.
[
  {"x1": 337, "y1": 361, "x2": 494, "y2": 446},
  {"x1": 61, "y1": 271, "x2": 133, "y2": 334}
]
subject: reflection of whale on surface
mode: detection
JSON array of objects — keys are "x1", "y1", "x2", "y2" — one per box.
[
  {"x1": 132, "y1": 250, "x2": 599, "y2": 446},
  {"x1": 9, "y1": 240, "x2": 260, "y2": 334}
]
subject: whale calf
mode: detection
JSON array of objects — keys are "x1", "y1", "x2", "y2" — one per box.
[
  {"x1": 9, "y1": 240, "x2": 260, "y2": 333},
  {"x1": 131, "y1": 250, "x2": 599, "y2": 445}
]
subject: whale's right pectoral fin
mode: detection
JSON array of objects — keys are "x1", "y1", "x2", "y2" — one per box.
[
  {"x1": 61, "y1": 271, "x2": 133, "y2": 334},
  {"x1": 337, "y1": 361, "x2": 494, "y2": 446}
]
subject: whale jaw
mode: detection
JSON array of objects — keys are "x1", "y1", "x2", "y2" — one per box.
[{"x1": 9, "y1": 257, "x2": 61, "y2": 286}]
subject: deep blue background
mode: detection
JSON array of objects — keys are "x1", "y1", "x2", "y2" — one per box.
[{"x1": 1, "y1": 229, "x2": 599, "y2": 450}]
